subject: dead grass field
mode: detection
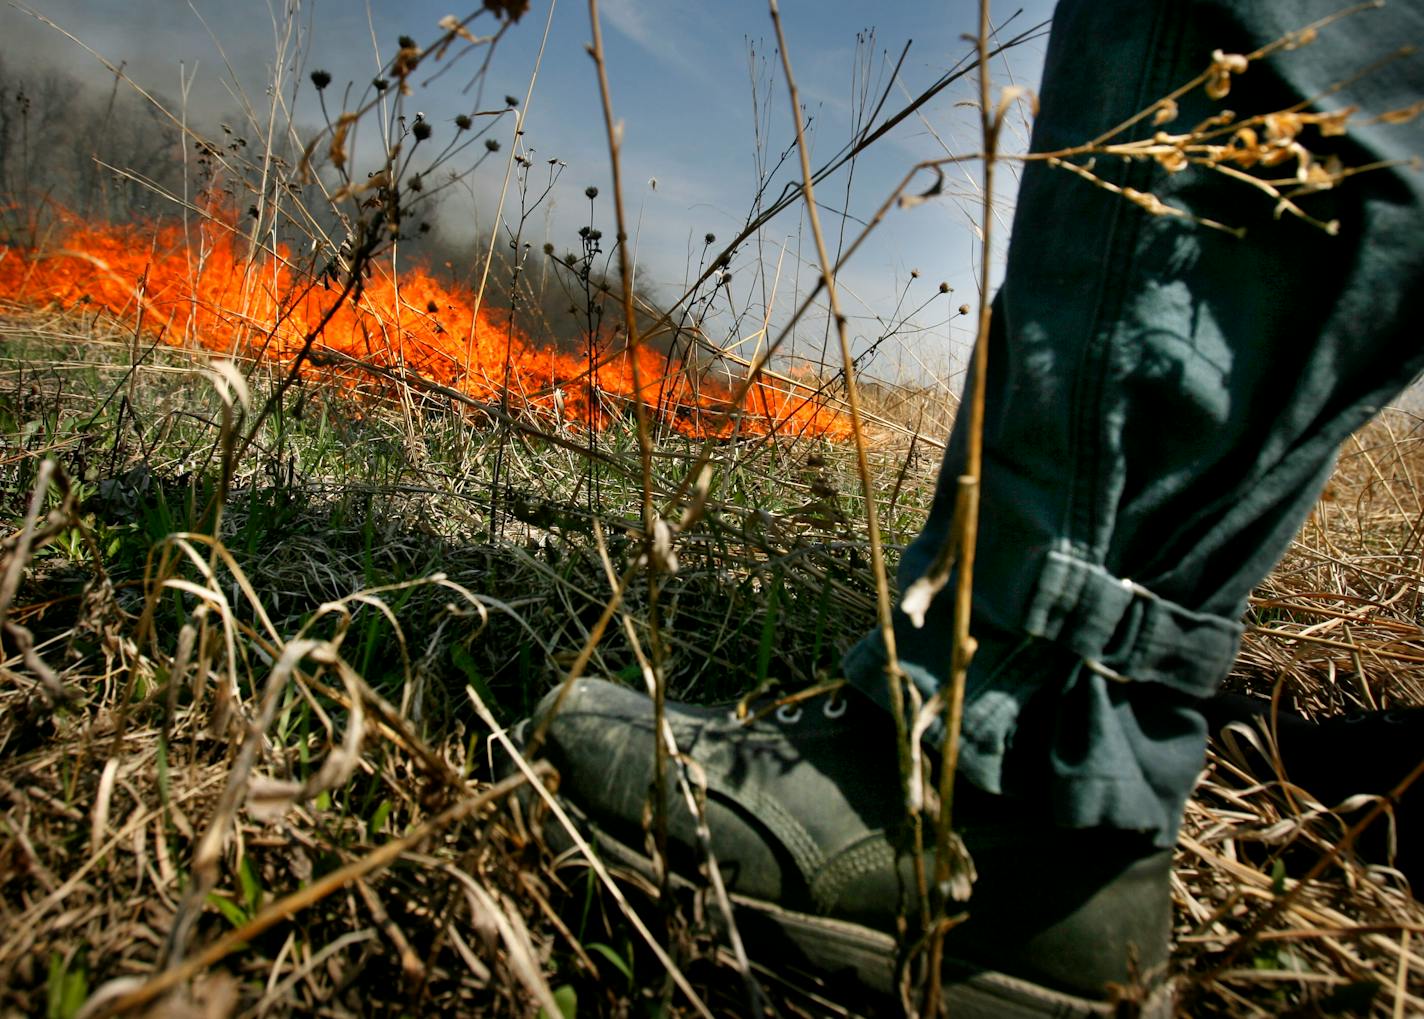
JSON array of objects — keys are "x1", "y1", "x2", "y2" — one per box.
[{"x1": 0, "y1": 312, "x2": 1420, "y2": 1017}]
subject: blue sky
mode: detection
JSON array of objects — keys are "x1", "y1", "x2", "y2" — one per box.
[{"x1": 3, "y1": 0, "x2": 1058, "y2": 379}]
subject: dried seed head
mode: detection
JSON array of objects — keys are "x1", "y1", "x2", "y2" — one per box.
[
  {"x1": 455, "y1": 114, "x2": 472, "y2": 131},
  {"x1": 585, "y1": 186, "x2": 599, "y2": 199},
  {"x1": 704, "y1": 232, "x2": 716, "y2": 245},
  {"x1": 505, "y1": 95, "x2": 520, "y2": 108},
  {"x1": 484, "y1": 137, "x2": 501, "y2": 152},
  {"x1": 910, "y1": 268, "x2": 920, "y2": 279},
  {"x1": 958, "y1": 303, "x2": 971, "y2": 315},
  {"x1": 427, "y1": 300, "x2": 439, "y2": 313},
  {"x1": 543, "y1": 242, "x2": 555, "y2": 254},
  {"x1": 939, "y1": 281, "x2": 951, "y2": 294},
  {"x1": 373, "y1": 77, "x2": 390, "y2": 92},
  {"x1": 412, "y1": 120, "x2": 432, "y2": 141},
  {"x1": 485, "y1": 0, "x2": 530, "y2": 23},
  {"x1": 310, "y1": 69, "x2": 332, "y2": 90},
  {"x1": 399, "y1": 35, "x2": 417, "y2": 49}
]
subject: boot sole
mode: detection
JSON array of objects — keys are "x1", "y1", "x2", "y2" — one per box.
[{"x1": 544, "y1": 799, "x2": 1174, "y2": 1018}]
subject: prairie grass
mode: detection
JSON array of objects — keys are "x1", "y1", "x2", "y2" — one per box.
[
  {"x1": 3, "y1": 302, "x2": 1423, "y2": 1017},
  {"x1": 0, "y1": 2, "x2": 1421, "y2": 1017}
]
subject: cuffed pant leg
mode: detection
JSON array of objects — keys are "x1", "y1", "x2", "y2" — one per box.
[{"x1": 846, "y1": 0, "x2": 1424, "y2": 846}]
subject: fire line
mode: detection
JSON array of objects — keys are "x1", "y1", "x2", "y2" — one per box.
[{"x1": 0, "y1": 207, "x2": 850, "y2": 441}]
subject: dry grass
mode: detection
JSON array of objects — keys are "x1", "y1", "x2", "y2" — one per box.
[
  {"x1": 1, "y1": 1, "x2": 1421, "y2": 1014},
  {"x1": 1174, "y1": 415, "x2": 1424, "y2": 1016},
  {"x1": 0, "y1": 311, "x2": 1420, "y2": 1017}
]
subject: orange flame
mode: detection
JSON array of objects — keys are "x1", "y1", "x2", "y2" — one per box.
[{"x1": 0, "y1": 208, "x2": 850, "y2": 440}]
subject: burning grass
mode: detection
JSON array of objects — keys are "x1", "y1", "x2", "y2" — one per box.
[
  {"x1": 0, "y1": 205, "x2": 852, "y2": 442},
  {"x1": 0, "y1": 0, "x2": 1421, "y2": 1012},
  {"x1": 0, "y1": 307, "x2": 1421, "y2": 1017}
]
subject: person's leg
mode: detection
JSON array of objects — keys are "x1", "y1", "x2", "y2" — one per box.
[
  {"x1": 846, "y1": 0, "x2": 1424, "y2": 848},
  {"x1": 526, "y1": 0, "x2": 1424, "y2": 1010}
]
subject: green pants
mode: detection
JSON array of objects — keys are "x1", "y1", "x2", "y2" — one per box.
[{"x1": 845, "y1": 0, "x2": 1424, "y2": 847}]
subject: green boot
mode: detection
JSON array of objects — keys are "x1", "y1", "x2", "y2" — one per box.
[{"x1": 520, "y1": 677, "x2": 1173, "y2": 1017}]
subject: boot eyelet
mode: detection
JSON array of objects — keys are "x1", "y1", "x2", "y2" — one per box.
[
  {"x1": 822, "y1": 696, "x2": 847, "y2": 719},
  {"x1": 775, "y1": 703, "x2": 803, "y2": 724}
]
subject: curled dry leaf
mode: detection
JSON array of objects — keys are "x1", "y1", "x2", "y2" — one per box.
[
  {"x1": 1228, "y1": 127, "x2": 1262, "y2": 168},
  {"x1": 1206, "y1": 49, "x2": 1250, "y2": 101},
  {"x1": 1156, "y1": 147, "x2": 1189, "y2": 173},
  {"x1": 1264, "y1": 112, "x2": 1304, "y2": 144},
  {"x1": 938, "y1": 830, "x2": 978, "y2": 904},
  {"x1": 1152, "y1": 98, "x2": 1180, "y2": 126},
  {"x1": 329, "y1": 113, "x2": 357, "y2": 172},
  {"x1": 899, "y1": 166, "x2": 945, "y2": 210}
]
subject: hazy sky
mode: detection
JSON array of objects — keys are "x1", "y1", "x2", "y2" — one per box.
[{"x1": 1, "y1": 0, "x2": 1058, "y2": 379}]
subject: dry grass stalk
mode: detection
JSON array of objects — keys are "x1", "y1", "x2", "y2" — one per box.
[{"x1": 1, "y1": 0, "x2": 1421, "y2": 1014}]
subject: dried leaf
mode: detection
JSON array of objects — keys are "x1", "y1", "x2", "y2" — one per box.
[
  {"x1": 937, "y1": 830, "x2": 978, "y2": 903},
  {"x1": 1303, "y1": 160, "x2": 1337, "y2": 187},
  {"x1": 329, "y1": 113, "x2": 358, "y2": 172},
  {"x1": 1227, "y1": 127, "x2": 1261, "y2": 167},
  {"x1": 1259, "y1": 141, "x2": 1305, "y2": 170},
  {"x1": 438, "y1": 14, "x2": 479, "y2": 42},
  {"x1": 1156, "y1": 148, "x2": 1189, "y2": 173},
  {"x1": 1151, "y1": 98, "x2": 1179, "y2": 126},
  {"x1": 1206, "y1": 49, "x2": 1249, "y2": 100},
  {"x1": 1314, "y1": 106, "x2": 1356, "y2": 136},
  {"x1": 1264, "y1": 112, "x2": 1303, "y2": 143},
  {"x1": 1373, "y1": 99, "x2": 1424, "y2": 126}
]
